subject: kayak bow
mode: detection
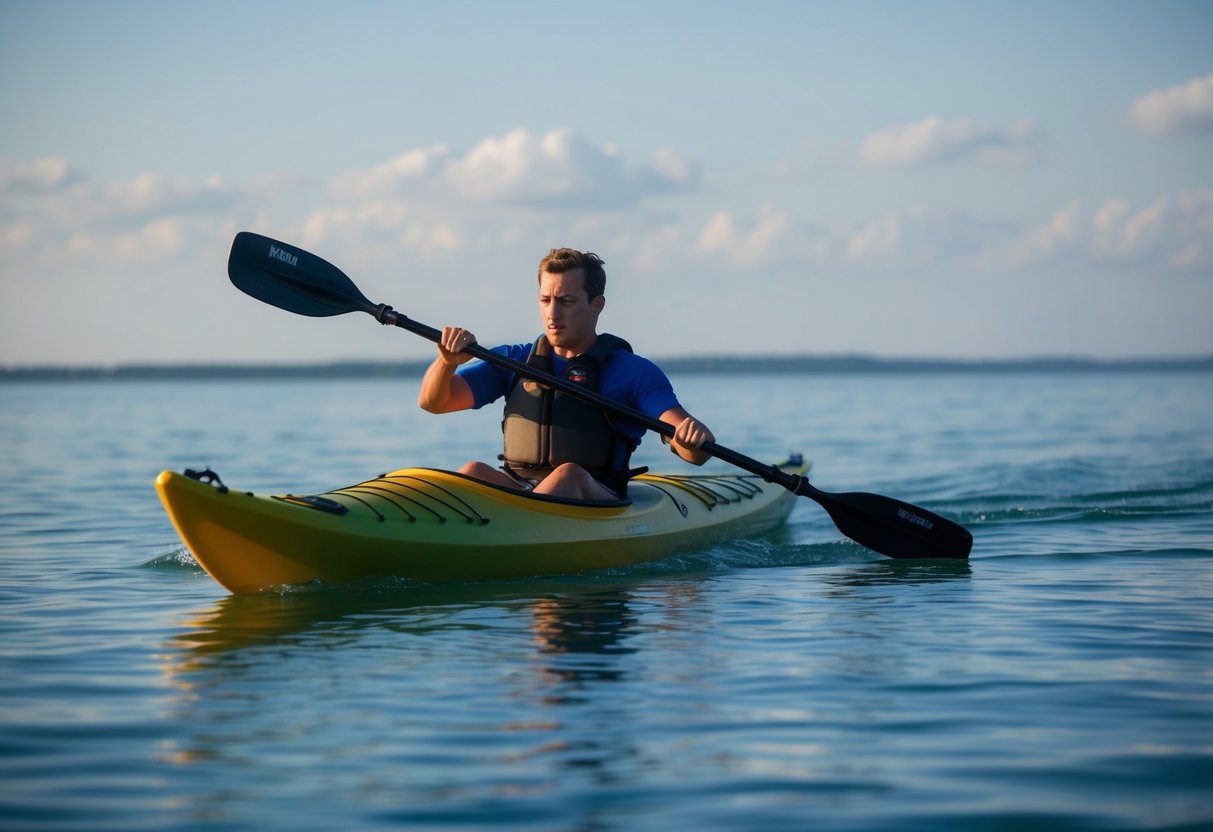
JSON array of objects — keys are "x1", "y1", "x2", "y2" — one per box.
[{"x1": 157, "y1": 457, "x2": 808, "y2": 594}]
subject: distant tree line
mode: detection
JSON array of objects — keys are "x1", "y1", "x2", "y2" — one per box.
[{"x1": 3, "y1": 354, "x2": 1211, "y2": 382}]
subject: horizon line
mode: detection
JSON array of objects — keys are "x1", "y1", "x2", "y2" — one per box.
[{"x1": 3, "y1": 352, "x2": 1211, "y2": 380}]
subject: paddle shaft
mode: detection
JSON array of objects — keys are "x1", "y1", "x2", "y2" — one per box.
[{"x1": 374, "y1": 305, "x2": 797, "y2": 488}]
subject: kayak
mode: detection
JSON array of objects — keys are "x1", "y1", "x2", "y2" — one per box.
[{"x1": 156, "y1": 456, "x2": 807, "y2": 594}]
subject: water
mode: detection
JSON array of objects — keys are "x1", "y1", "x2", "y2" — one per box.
[{"x1": 1, "y1": 371, "x2": 1210, "y2": 830}]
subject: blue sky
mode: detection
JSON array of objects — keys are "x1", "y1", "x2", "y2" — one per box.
[{"x1": 2, "y1": 0, "x2": 1211, "y2": 365}]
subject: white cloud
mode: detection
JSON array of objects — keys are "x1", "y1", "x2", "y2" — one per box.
[
  {"x1": 1170, "y1": 190, "x2": 1213, "y2": 267},
  {"x1": 689, "y1": 205, "x2": 1002, "y2": 274},
  {"x1": 694, "y1": 205, "x2": 790, "y2": 266},
  {"x1": 648, "y1": 148, "x2": 698, "y2": 185},
  {"x1": 328, "y1": 145, "x2": 451, "y2": 201},
  {"x1": 1090, "y1": 193, "x2": 1210, "y2": 266},
  {"x1": 6, "y1": 126, "x2": 1208, "y2": 332},
  {"x1": 0, "y1": 161, "x2": 241, "y2": 270},
  {"x1": 858, "y1": 116, "x2": 1041, "y2": 168},
  {"x1": 1092, "y1": 198, "x2": 1141, "y2": 260},
  {"x1": 842, "y1": 207, "x2": 997, "y2": 269},
  {"x1": 300, "y1": 201, "x2": 464, "y2": 267},
  {"x1": 3, "y1": 163, "x2": 235, "y2": 230},
  {"x1": 444, "y1": 128, "x2": 606, "y2": 204},
  {"x1": 330, "y1": 128, "x2": 699, "y2": 210},
  {"x1": 1127, "y1": 72, "x2": 1213, "y2": 136},
  {"x1": 0, "y1": 157, "x2": 84, "y2": 194},
  {"x1": 1, "y1": 130, "x2": 702, "y2": 285},
  {"x1": 626, "y1": 224, "x2": 685, "y2": 273},
  {"x1": 88, "y1": 173, "x2": 236, "y2": 230},
  {"x1": 1008, "y1": 201, "x2": 1081, "y2": 265},
  {"x1": 847, "y1": 213, "x2": 902, "y2": 259},
  {"x1": 65, "y1": 217, "x2": 184, "y2": 264},
  {"x1": 300, "y1": 129, "x2": 704, "y2": 273},
  {"x1": 1010, "y1": 191, "x2": 1213, "y2": 270}
]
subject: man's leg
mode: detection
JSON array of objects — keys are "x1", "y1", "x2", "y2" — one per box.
[
  {"x1": 532, "y1": 463, "x2": 617, "y2": 500},
  {"x1": 458, "y1": 461, "x2": 524, "y2": 489}
]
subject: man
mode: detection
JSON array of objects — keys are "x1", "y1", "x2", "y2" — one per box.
[{"x1": 418, "y1": 248, "x2": 714, "y2": 501}]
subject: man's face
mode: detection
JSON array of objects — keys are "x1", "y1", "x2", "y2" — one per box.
[{"x1": 538, "y1": 268, "x2": 604, "y2": 356}]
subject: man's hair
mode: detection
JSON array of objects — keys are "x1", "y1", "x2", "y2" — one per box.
[{"x1": 538, "y1": 248, "x2": 606, "y2": 300}]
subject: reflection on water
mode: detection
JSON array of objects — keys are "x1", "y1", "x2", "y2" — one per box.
[
  {"x1": 163, "y1": 556, "x2": 973, "y2": 678},
  {"x1": 169, "y1": 581, "x2": 519, "y2": 671},
  {"x1": 530, "y1": 591, "x2": 637, "y2": 687},
  {"x1": 821, "y1": 559, "x2": 973, "y2": 588},
  {"x1": 160, "y1": 577, "x2": 667, "y2": 806}
]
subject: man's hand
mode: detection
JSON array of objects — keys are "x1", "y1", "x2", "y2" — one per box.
[
  {"x1": 437, "y1": 326, "x2": 477, "y2": 367},
  {"x1": 673, "y1": 416, "x2": 713, "y2": 450},
  {"x1": 660, "y1": 408, "x2": 715, "y2": 465},
  {"x1": 419, "y1": 326, "x2": 478, "y2": 413}
]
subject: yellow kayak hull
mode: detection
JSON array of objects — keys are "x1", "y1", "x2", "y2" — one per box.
[{"x1": 156, "y1": 459, "x2": 806, "y2": 594}]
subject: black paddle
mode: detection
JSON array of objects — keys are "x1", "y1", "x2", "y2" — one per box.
[{"x1": 227, "y1": 231, "x2": 973, "y2": 559}]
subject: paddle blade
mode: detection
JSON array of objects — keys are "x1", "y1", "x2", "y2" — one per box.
[
  {"x1": 801, "y1": 484, "x2": 973, "y2": 559},
  {"x1": 227, "y1": 232, "x2": 375, "y2": 317}
]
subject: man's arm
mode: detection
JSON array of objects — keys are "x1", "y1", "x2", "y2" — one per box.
[
  {"x1": 659, "y1": 407, "x2": 715, "y2": 465},
  {"x1": 418, "y1": 327, "x2": 477, "y2": 413}
]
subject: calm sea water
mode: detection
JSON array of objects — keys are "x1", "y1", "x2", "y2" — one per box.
[{"x1": 1, "y1": 371, "x2": 1210, "y2": 831}]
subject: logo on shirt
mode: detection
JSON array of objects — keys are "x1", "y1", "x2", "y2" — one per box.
[{"x1": 568, "y1": 366, "x2": 589, "y2": 383}]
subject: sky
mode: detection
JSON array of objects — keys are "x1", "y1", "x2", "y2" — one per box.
[{"x1": 2, "y1": 0, "x2": 1212, "y2": 366}]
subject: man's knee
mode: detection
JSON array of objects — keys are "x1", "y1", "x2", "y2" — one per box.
[
  {"x1": 459, "y1": 461, "x2": 496, "y2": 477},
  {"x1": 536, "y1": 463, "x2": 615, "y2": 500},
  {"x1": 547, "y1": 463, "x2": 588, "y2": 484}
]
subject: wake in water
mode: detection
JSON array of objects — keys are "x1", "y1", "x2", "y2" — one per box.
[
  {"x1": 142, "y1": 545, "x2": 203, "y2": 572},
  {"x1": 948, "y1": 454, "x2": 1213, "y2": 559}
]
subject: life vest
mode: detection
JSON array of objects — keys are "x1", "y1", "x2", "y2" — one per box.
[{"x1": 501, "y1": 333, "x2": 637, "y2": 488}]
